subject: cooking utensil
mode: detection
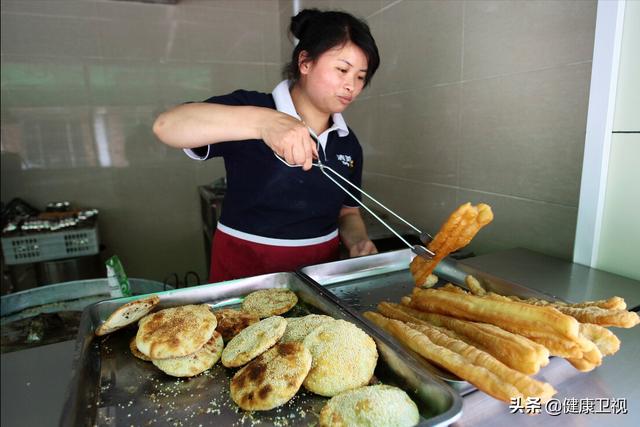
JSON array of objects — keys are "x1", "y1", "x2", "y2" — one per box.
[{"x1": 274, "y1": 129, "x2": 435, "y2": 260}]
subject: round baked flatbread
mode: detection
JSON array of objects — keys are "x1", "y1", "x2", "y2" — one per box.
[
  {"x1": 129, "y1": 336, "x2": 151, "y2": 361},
  {"x1": 214, "y1": 308, "x2": 260, "y2": 342},
  {"x1": 319, "y1": 385, "x2": 420, "y2": 427},
  {"x1": 281, "y1": 314, "x2": 334, "y2": 343},
  {"x1": 221, "y1": 316, "x2": 287, "y2": 368},
  {"x1": 152, "y1": 331, "x2": 224, "y2": 377},
  {"x1": 95, "y1": 295, "x2": 160, "y2": 336},
  {"x1": 136, "y1": 304, "x2": 216, "y2": 360},
  {"x1": 241, "y1": 289, "x2": 298, "y2": 318},
  {"x1": 230, "y1": 342, "x2": 312, "y2": 411},
  {"x1": 303, "y1": 319, "x2": 378, "y2": 397}
]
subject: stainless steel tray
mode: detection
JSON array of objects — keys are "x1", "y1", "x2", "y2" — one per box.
[
  {"x1": 61, "y1": 272, "x2": 462, "y2": 426},
  {"x1": 298, "y1": 249, "x2": 565, "y2": 394}
]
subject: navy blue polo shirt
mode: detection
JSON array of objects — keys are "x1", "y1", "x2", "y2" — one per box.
[{"x1": 185, "y1": 88, "x2": 363, "y2": 243}]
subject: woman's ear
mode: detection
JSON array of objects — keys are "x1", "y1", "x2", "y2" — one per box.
[{"x1": 298, "y1": 51, "x2": 311, "y2": 75}]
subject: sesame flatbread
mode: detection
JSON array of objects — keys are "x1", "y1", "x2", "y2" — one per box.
[
  {"x1": 221, "y1": 316, "x2": 287, "y2": 368},
  {"x1": 129, "y1": 336, "x2": 151, "y2": 361},
  {"x1": 95, "y1": 295, "x2": 160, "y2": 336},
  {"x1": 214, "y1": 308, "x2": 260, "y2": 342},
  {"x1": 319, "y1": 385, "x2": 420, "y2": 427},
  {"x1": 152, "y1": 331, "x2": 224, "y2": 377},
  {"x1": 136, "y1": 304, "x2": 216, "y2": 360},
  {"x1": 303, "y1": 319, "x2": 378, "y2": 397},
  {"x1": 241, "y1": 289, "x2": 298, "y2": 318},
  {"x1": 230, "y1": 342, "x2": 312, "y2": 411},
  {"x1": 281, "y1": 314, "x2": 334, "y2": 343}
]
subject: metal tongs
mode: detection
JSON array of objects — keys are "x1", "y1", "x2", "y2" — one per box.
[{"x1": 274, "y1": 129, "x2": 435, "y2": 260}]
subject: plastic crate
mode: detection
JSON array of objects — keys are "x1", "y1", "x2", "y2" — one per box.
[{"x1": 1, "y1": 226, "x2": 100, "y2": 265}]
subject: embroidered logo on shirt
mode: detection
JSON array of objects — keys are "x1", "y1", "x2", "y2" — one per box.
[{"x1": 337, "y1": 154, "x2": 354, "y2": 168}]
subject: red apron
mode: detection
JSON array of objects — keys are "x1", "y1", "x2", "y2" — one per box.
[{"x1": 209, "y1": 227, "x2": 340, "y2": 283}]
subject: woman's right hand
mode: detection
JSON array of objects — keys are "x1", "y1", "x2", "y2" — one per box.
[
  {"x1": 259, "y1": 112, "x2": 319, "y2": 171},
  {"x1": 153, "y1": 104, "x2": 318, "y2": 170}
]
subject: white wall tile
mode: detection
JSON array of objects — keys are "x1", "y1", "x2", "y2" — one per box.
[
  {"x1": 464, "y1": 0, "x2": 597, "y2": 80},
  {"x1": 456, "y1": 189, "x2": 578, "y2": 260},
  {"x1": 459, "y1": 63, "x2": 591, "y2": 206},
  {"x1": 374, "y1": 0, "x2": 463, "y2": 93},
  {"x1": 1, "y1": 13, "x2": 102, "y2": 58}
]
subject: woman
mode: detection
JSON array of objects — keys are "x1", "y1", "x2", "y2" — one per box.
[{"x1": 153, "y1": 9, "x2": 380, "y2": 283}]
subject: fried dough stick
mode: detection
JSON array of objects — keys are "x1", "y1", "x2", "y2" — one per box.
[
  {"x1": 463, "y1": 274, "x2": 627, "y2": 312},
  {"x1": 440, "y1": 283, "x2": 468, "y2": 295},
  {"x1": 465, "y1": 275, "x2": 486, "y2": 296},
  {"x1": 565, "y1": 323, "x2": 625, "y2": 372},
  {"x1": 432, "y1": 277, "x2": 628, "y2": 359},
  {"x1": 524, "y1": 336, "x2": 584, "y2": 359},
  {"x1": 566, "y1": 342, "x2": 603, "y2": 372},
  {"x1": 418, "y1": 289, "x2": 604, "y2": 359},
  {"x1": 401, "y1": 294, "x2": 586, "y2": 358},
  {"x1": 378, "y1": 302, "x2": 549, "y2": 375},
  {"x1": 409, "y1": 288, "x2": 580, "y2": 341},
  {"x1": 533, "y1": 305, "x2": 638, "y2": 329},
  {"x1": 363, "y1": 312, "x2": 522, "y2": 403},
  {"x1": 410, "y1": 203, "x2": 493, "y2": 287},
  {"x1": 510, "y1": 295, "x2": 627, "y2": 311},
  {"x1": 404, "y1": 321, "x2": 556, "y2": 403},
  {"x1": 467, "y1": 279, "x2": 635, "y2": 328},
  {"x1": 579, "y1": 323, "x2": 620, "y2": 356},
  {"x1": 560, "y1": 297, "x2": 627, "y2": 311},
  {"x1": 482, "y1": 292, "x2": 639, "y2": 329}
]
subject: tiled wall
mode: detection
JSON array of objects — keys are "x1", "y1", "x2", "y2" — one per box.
[
  {"x1": 297, "y1": 0, "x2": 596, "y2": 259},
  {"x1": 1, "y1": 0, "x2": 282, "y2": 283},
  {"x1": 1, "y1": 0, "x2": 597, "y2": 284}
]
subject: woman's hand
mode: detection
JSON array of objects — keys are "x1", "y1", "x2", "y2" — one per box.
[
  {"x1": 348, "y1": 239, "x2": 378, "y2": 257},
  {"x1": 259, "y1": 112, "x2": 318, "y2": 171},
  {"x1": 338, "y1": 207, "x2": 378, "y2": 258},
  {"x1": 153, "y1": 104, "x2": 318, "y2": 168}
]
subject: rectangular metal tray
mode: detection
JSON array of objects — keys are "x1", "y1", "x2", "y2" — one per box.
[
  {"x1": 61, "y1": 272, "x2": 462, "y2": 426},
  {"x1": 298, "y1": 249, "x2": 565, "y2": 394}
]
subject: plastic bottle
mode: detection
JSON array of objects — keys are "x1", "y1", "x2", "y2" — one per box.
[{"x1": 106, "y1": 255, "x2": 132, "y2": 298}]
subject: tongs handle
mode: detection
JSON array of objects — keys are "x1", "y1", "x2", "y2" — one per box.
[
  {"x1": 316, "y1": 163, "x2": 435, "y2": 260},
  {"x1": 272, "y1": 129, "x2": 435, "y2": 260}
]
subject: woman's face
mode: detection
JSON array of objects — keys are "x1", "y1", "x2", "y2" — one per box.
[{"x1": 299, "y1": 41, "x2": 368, "y2": 114}]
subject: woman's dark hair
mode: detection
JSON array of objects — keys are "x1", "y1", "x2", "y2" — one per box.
[{"x1": 284, "y1": 9, "x2": 380, "y2": 87}]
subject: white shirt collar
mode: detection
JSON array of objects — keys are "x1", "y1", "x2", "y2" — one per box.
[{"x1": 271, "y1": 80, "x2": 349, "y2": 149}]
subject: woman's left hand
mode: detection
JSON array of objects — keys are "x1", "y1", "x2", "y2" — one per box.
[{"x1": 349, "y1": 239, "x2": 378, "y2": 258}]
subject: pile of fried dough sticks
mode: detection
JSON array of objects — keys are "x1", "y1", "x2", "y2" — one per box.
[
  {"x1": 365, "y1": 278, "x2": 639, "y2": 406},
  {"x1": 366, "y1": 201, "x2": 639, "y2": 407}
]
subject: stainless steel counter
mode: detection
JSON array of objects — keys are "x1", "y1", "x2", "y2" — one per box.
[
  {"x1": 1, "y1": 339, "x2": 76, "y2": 427},
  {"x1": 455, "y1": 248, "x2": 640, "y2": 426}
]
